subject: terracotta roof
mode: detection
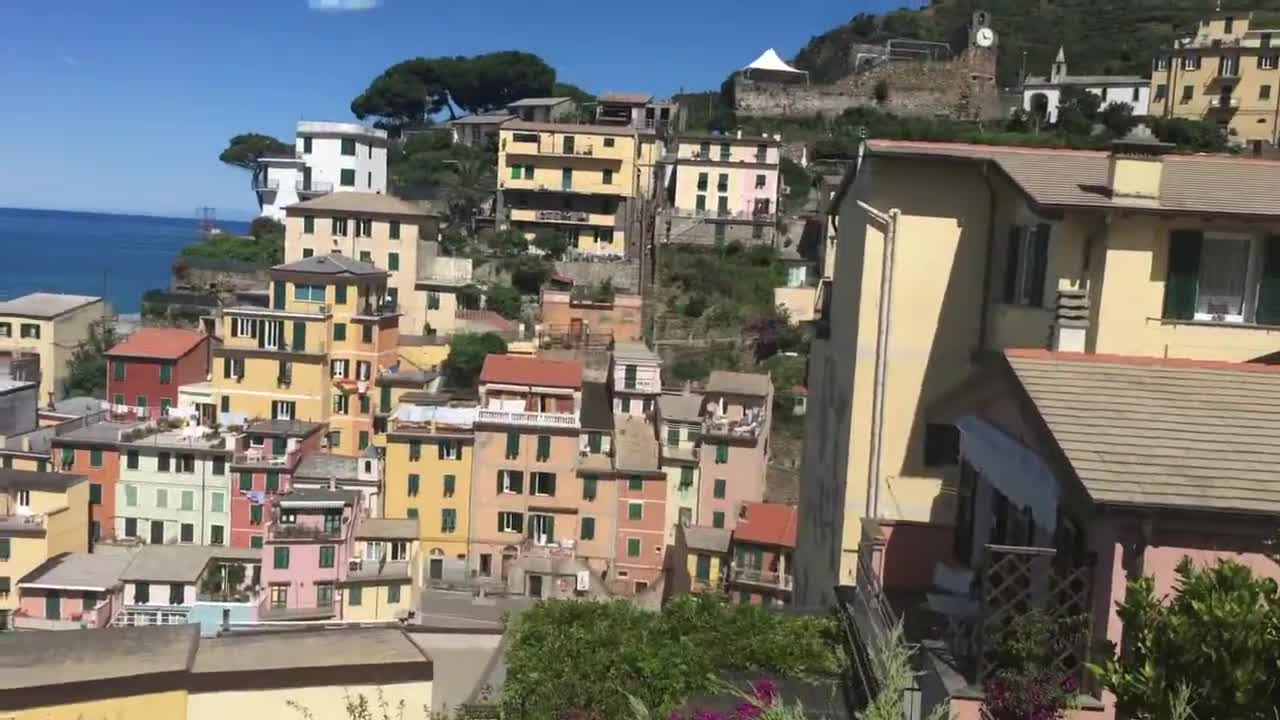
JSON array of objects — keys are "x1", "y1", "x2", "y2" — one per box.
[
  {"x1": 864, "y1": 139, "x2": 1280, "y2": 218},
  {"x1": 480, "y1": 354, "x2": 582, "y2": 388},
  {"x1": 1004, "y1": 348, "x2": 1280, "y2": 515},
  {"x1": 455, "y1": 308, "x2": 518, "y2": 333},
  {"x1": 285, "y1": 192, "x2": 436, "y2": 217},
  {"x1": 106, "y1": 328, "x2": 205, "y2": 360},
  {"x1": 733, "y1": 502, "x2": 798, "y2": 548}
]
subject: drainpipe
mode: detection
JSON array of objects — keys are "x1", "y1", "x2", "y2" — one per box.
[
  {"x1": 864, "y1": 205, "x2": 899, "y2": 519},
  {"x1": 977, "y1": 163, "x2": 998, "y2": 352}
]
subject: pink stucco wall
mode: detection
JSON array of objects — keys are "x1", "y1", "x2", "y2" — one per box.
[
  {"x1": 613, "y1": 474, "x2": 667, "y2": 585},
  {"x1": 260, "y1": 503, "x2": 356, "y2": 610},
  {"x1": 19, "y1": 587, "x2": 117, "y2": 627},
  {"x1": 1143, "y1": 545, "x2": 1280, "y2": 597},
  {"x1": 870, "y1": 519, "x2": 955, "y2": 592}
]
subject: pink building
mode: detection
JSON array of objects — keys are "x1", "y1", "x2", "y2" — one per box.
[
  {"x1": 853, "y1": 349, "x2": 1280, "y2": 720},
  {"x1": 611, "y1": 415, "x2": 666, "y2": 594},
  {"x1": 697, "y1": 371, "x2": 773, "y2": 531},
  {"x1": 15, "y1": 551, "x2": 131, "y2": 630},
  {"x1": 725, "y1": 502, "x2": 796, "y2": 606},
  {"x1": 259, "y1": 487, "x2": 360, "y2": 620},
  {"x1": 227, "y1": 420, "x2": 327, "y2": 550}
]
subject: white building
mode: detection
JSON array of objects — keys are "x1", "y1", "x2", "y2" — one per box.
[
  {"x1": 1021, "y1": 47, "x2": 1150, "y2": 124},
  {"x1": 254, "y1": 121, "x2": 389, "y2": 221}
]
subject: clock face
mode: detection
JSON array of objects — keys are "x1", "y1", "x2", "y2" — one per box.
[{"x1": 976, "y1": 27, "x2": 995, "y2": 47}]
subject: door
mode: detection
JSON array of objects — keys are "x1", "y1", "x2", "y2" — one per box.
[
  {"x1": 528, "y1": 574, "x2": 544, "y2": 598},
  {"x1": 429, "y1": 558, "x2": 443, "y2": 581},
  {"x1": 45, "y1": 590, "x2": 61, "y2": 619},
  {"x1": 150, "y1": 521, "x2": 164, "y2": 544},
  {"x1": 569, "y1": 318, "x2": 584, "y2": 339},
  {"x1": 563, "y1": 135, "x2": 575, "y2": 155},
  {"x1": 302, "y1": 166, "x2": 312, "y2": 191}
]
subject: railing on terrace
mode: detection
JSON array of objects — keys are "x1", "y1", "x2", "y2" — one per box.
[
  {"x1": 729, "y1": 564, "x2": 794, "y2": 590},
  {"x1": 534, "y1": 209, "x2": 592, "y2": 223},
  {"x1": 476, "y1": 408, "x2": 578, "y2": 428},
  {"x1": 295, "y1": 179, "x2": 334, "y2": 194},
  {"x1": 672, "y1": 207, "x2": 776, "y2": 223},
  {"x1": 232, "y1": 446, "x2": 301, "y2": 468},
  {"x1": 267, "y1": 523, "x2": 343, "y2": 541},
  {"x1": 0, "y1": 514, "x2": 46, "y2": 532},
  {"x1": 253, "y1": 178, "x2": 280, "y2": 191}
]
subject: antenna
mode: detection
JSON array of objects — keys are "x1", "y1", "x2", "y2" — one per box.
[{"x1": 198, "y1": 206, "x2": 217, "y2": 237}]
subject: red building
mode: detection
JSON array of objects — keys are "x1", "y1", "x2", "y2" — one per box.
[
  {"x1": 228, "y1": 420, "x2": 327, "y2": 549},
  {"x1": 726, "y1": 502, "x2": 797, "y2": 606},
  {"x1": 611, "y1": 415, "x2": 667, "y2": 595},
  {"x1": 105, "y1": 328, "x2": 209, "y2": 417},
  {"x1": 51, "y1": 420, "x2": 145, "y2": 543}
]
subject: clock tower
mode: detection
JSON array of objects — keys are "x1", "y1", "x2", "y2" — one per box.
[{"x1": 969, "y1": 10, "x2": 998, "y2": 49}]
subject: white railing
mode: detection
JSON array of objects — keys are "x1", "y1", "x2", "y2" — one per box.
[
  {"x1": 619, "y1": 376, "x2": 661, "y2": 393},
  {"x1": 730, "y1": 564, "x2": 794, "y2": 590},
  {"x1": 296, "y1": 179, "x2": 334, "y2": 193},
  {"x1": 476, "y1": 408, "x2": 578, "y2": 428},
  {"x1": 254, "y1": 178, "x2": 280, "y2": 191}
]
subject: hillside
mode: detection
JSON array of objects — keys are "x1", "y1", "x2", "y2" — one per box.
[{"x1": 794, "y1": 1, "x2": 1280, "y2": 87}]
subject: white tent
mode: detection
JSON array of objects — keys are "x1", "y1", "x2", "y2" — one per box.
[{"x1": 746, "y1": 48, "x2": 805, "y2": 75}]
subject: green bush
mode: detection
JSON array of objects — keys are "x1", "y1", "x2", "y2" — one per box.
[
  {"x1": 484, "y1": 285, "x2": 522, "y2": 320},
  {"x1": 441, "y1": 333, "x2": 507, "y2": 389}
]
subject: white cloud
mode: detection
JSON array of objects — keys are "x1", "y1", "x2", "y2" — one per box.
[{"x1": 308, "y1": 0, "x2": 382, "y2": 11}]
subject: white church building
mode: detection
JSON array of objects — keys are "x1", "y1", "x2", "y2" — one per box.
[{"x1": 1021, "y1": 48, "x2": 1150, "y2": 123}]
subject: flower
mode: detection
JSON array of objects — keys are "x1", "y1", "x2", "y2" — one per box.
[{"x1": 749, "y1": 678, "x2": 779, "y2": 705}]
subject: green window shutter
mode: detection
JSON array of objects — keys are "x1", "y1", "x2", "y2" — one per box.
[
  {"x1": 273, "y1": 281, "x2": 287, "y2": 309},
  {"x1": 359, "y1": 395, "x2": 370, "y2": 414},
  {"x1": 388, "y1": 252, "x2": 400, "y2": 271},
  {"x1": 251, "y1": 505, "x2": 263, "y2": 525},
  {"x1": 89, "y1": 483, "x2": 102, "y2": 504},
  {"x1": 715, "y1": 444, "x2": 728, "y2": 464},
  {"x1": 1028, "y1": 223, "x2": 1051, "y2": 307},
  {"x1": 334, "y1": 323, "x2": 346, "y2": 341},
  {"x1": 1003, "y1": 227, "x2": 1021, "y2": 303},
  {"x1": 680, "y1": 466, "x2": 694, "y2": 487},
  {"x1": 292, "y1": 321, "x2": 306, "y2": 350},
  {"x1": 1163, "y1": 230, "x2": 1203, "y2": 321},
  {"x1": 627, "y1": 538, "x2": 641, "y2": 557},
  {"x1": 712, "y1": 512, "x2": 725, "y2": 528},
  {"x1": 212, "y1": 457, "x2": 225, "y2": 476},
  {"x1": 304, "y1": 215, "x2": 314, "y2": 233},
  {"x1": 588, "y1": 432, "x2": 602, "y2": 453},
  {"x1": 581, "y1": 517, "x2": 595, "y2": 540},
  {"x1": 629, "y1": 503, "x2": 643, "y2": 520},
  {"x1": 61, "y1": 447, "x2": 74, "y2": 468},
  {"x1": 390, "y1": 221, "x2": 400, "y2": 239},
  {"x1": 506, "y1": 432, "x2": 520, "y2": 459},
  {"x1": 629, "y1": 476, "x2": 643, "y2": 491},
  {"x1": 380, "y1": 385, "x2": 392, "y2": 411},
  {"x1": 341, "y1": 168, "x2": 355, "y2": 186},
  {"x1": 113, "y1": 360, "x2": 125, "y2": 381},
  {"x1": 359, "y1": 431, "x2": 369, "y2": 450},
  {"x1": 274, "y1": 546, "x2": 289, "y2": 569},
  {"x1": 408, "y1": 473, "x2": 420, "y2": 496},
  {"x1": 160, "y1": 365, "x2": 172, "y2": 384},
  {"x1": 266, "y1": 472, "x2": 279, "y2": 492},
  {"x1": 349, "y1": 585, "x2": 363, "y2": 606},
  {"x1": 511, "y1": 165, "x2": 521, "y2": 179},
  {"x1": 127, "y1": 450, "x2": 138, "y2": 469},
  {"x1": 667, "y1": 428, "x2": 679, "y2": 447},
  {"x1": 319, "y1": 546, "x2": 335, "y2": 568},
  {"x1": 250, "y1": 535, "x2": 263, "y2": 549},
  {"x1": 537, "y1": 435, "x2": 550, "y2": 461},
  {"x1": 443, "y1": 474, "x2": 456, "y2": 496},
  {"x1": 272, "y1": 437, "x2": 286, "y2": 455},
  {"x1": 1257, "y1": 236, "x2": 1280, "y2": 325},
  {"x1": 714, "y1": 478, "x2": 726, "y2": 498},
  {"x1": 583, "y1": 476, "x2": 597, "y2": 500},
  {"x1": 239, "y1": 472, "x2": 252, "y2": 491},
  {"x1": 335, "y1": 284, "x2": 348, "y2": 304}
]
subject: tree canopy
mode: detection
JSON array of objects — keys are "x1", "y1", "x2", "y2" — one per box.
[
  {"x1": 389, "y1": 131, "x2": 495, "y2": 223},
  {"x1": 441, "y1": 332, "x2": 507, "y2": 388},
  {"x1": 351, "y1": 51, "x2": 555, "y2": 129},
  {"x1": 218, "y1": 133, "x2": 293, "y2": 171},
  {"x1": 64, "y1": 319, "x2": 120, "y2": 399}
]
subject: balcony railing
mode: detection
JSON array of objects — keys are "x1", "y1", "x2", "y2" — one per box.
[
  {"x1": 620, "y1": 376, "x2": 661, "y2": 393},
  {"x1": 673, "y1": 207, "x2": 776, "y2": 223},
  {"x1": 232, "y1": 446, "x2": 301, "y2": 468},
  {"x1": 354, "y1": 300, "x2": 398, "y2": 318},
  {"x1": 254, "y1": 177, "x2": 280, "y2": 192},
  {"x1": 0, "y1": 513, "x2": 46, "y2": 532},
  {"x1": 267, "y1": 523, "x2": 343, "y2": 541},
  {"x1": 296, "y1": 179, "x2": 334, "y2": 194},
  {"x1": 1212, "y1": 95, "x2": 1241, "y2": 109},
  {"x1": 477, "y1": 408, "x2": 579, "y2": 429},
  {"x1": 535, "y1": 209, "x2": 592, "y2": 223},
  {"x1": 730, "y1": 564, "x2": 794, "y2": 590}
]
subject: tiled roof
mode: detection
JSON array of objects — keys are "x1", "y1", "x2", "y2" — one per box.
[
  {"x1": 864, "y1": 139, "x2": 1280, "y2": 217},
  {"x1": 120, "y1": 545, "x2": 249, "y2": 583},
  {"x1": 733, "y1": 502, "x2": 798, "y2": 548},
  {"x1": 449, "y1": 112, "x2": 516, "y2": 125},
  {"x1": 1005, "y1": 349, "x2": 1280, "y2": 515},
  {"x1": 507, "y1": 97, "x2": 572, "y2": 108},
  {"x1": 273, "y1": 253, "x2": 382, "y2": 276},
  {"x1": 245, "y1": 419, "x2": 325, "y2": 437},
  {"x1": 19, "y1": 551, "x2": 132, "y2": 591},
  {"x1": 600, "y1": 92, "x2": 654, "y2": 104},
  {"x1": 480, "y1": 354, "x2": 582, "y2": 389},
  {"x1": 706, "y1": 370, "x2": 773, "y2": 397},
  {"x1": 683, "y1": 525, "x2": 732, "y2": 553},
  {"x1": 355, "y1": 517, "x2": 419, "y2": 540},
  {"x1": 285, "y1": 192, "x2": 435, "y2": 216},
  {"x1": 455, "y1": 308, "x2": 518, "y2": 332},
  {"x1": 580, "y1": 381, "x2": 614, "y2": 430},
  {"x1": 612, "y1": 341, "x2": 659, "y2": 364},
  {"x1": 0, "y1": 469, "x2": 85, "y2": 492},
  {"x1": 659, "y1": 392, "x2": 704, "y2": 423},
  {"x1": 294, "y1": 453, "x2": 361, "y2": 481},
  {"x1": 192, "y1": 627, "x2": 428, "y2": 674},
  {"x1": 106, "y1": 327, "x2": 205, "y2": 360},
  {"x1": 0, "y1": 293, "x2": 101, "y2": 320}
]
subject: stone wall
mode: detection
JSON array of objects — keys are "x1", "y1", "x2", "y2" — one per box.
[
  {"x1": 472, "y1": 258, "x2": 641, "y2": 293},
  {"x1": 735, "y1": 47, "x2": 1001, "y2": 121}
]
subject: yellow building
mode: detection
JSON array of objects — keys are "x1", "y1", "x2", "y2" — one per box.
[
  {"x1": 212, "y1": 254, "x2": 399, "y2": 456},
  {"x1": 796, "y1": 135, "x2": 1280, "y2": 606},
  {"x1": 283, "y1": 192, "x2": 441, "y2": 334},
  {"x1": 342, "y1": 517, "x2": 420, "y2": 621},
  {"x1": 671, "y1": 524, "x2": 730, "y2": 596},
  {"x1": 0, "y1": 293, "x2": 105, "y2": 403},
  {"x1": 0, "y1": 624, "x2": 195, "y2": 719},
  {"x1": 669, "y1": 132, "x2": 782, "y2": 246},
  {"x1": 1150, "y1": 10, "x2": 1280, "y2": 147},
  {"x1": 0, "y1": 468, "x2": 88, "y2": 616},
  {"x1": 383, "y1": 403, "x2": 474, "y2": 567},
  {"x1": 497, "y1": 120, "x2": 648, "y2": 256}
]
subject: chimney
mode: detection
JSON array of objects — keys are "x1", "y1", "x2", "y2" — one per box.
[
  {"x1": 736, "y1": 129, "x2": 742, "y2": 139},
  {"x1": 328, "y1": 476, "x2": 337, "y2": 491},
  {"x1": 1052, "y1": 288, "x2": 1089, "y2": 353},
  {"x1": 1107, "y1": 125, "x2": 1173, "y2": 205}
]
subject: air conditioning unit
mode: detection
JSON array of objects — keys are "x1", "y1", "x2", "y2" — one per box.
[{"x1": 348, "y1": 558, "x2": 363, "y2": 572}]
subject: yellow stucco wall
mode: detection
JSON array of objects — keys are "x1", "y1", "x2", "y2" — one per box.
[
  {"x1": 685, "y1": 551, "x2": 726, "y2": 586},
  {"x1": 2, "y1": 482, "x2": 87, "y2": 612},
  {"x1": 187, "y1": 682, "x2": 430, "y2": 720},
  {"x1": 0, "y1": 300, "x2": 103, "y2": 402},
  {"x1": 10, "y1": 689, "x2": 188, "y2": 720},
  {"x1": 383, "y1": 435, "x2": 472, "y2": 556},
  {"x1": 341, "y1": 580, "x2": 412, "y2": 621}
]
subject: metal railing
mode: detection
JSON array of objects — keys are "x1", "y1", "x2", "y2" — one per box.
[
  {"x1": 476, "y1": 408, "x2": 579, "y2": 428},
  {"x1": 672, "y1": 207, "x2": 776, "y2": 223},
  {"x1": 254, "y1": 178, "x2": 280, "y2": 191},
  {"x1": 296, "y1": 179, "x2": 334, "y2": 193},
  {"x1": 232, "y1": 446, "x2": 301, "y2": 468},
  {"x1": 267, "y1": 523, "x2": 343, "y2": 541},
  {"x1": 535, "y1": 209, "x2": 592, "y2": 222},
  {"x1": 729, "y1": 564, "x2": 794, "y2": 590}
]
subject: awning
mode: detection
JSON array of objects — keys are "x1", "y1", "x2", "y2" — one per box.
[{"x1": 956, "y1": 415, "x2": 1060, "y2": 532}]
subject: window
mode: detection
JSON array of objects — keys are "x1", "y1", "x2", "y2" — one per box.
[
  {"x1": 0, "y1": 539, "x2": 8, "y2": 560},
  {"x1": 388, "y1": 220, "x2": 401, "y2": 240},
  {"x1": 1183, "y1": 54, "x2": 1200, "y2": 71},
  {"x1": 1266, "y1": 33, "x2": 1275, "y2": 48},
  {"x1": 136, "y1": 395, "x2": 147, "y2": 411},
  {"x1": 443, "y1": 474, "x2": 456, "y2": 497},
  {"x1": 250, "y1": 504, "x2": 263, "y2": 525},
  {"x1": 498, "y1": 511, "x2": 524, "y2": 533},
  {"x1": 628, "y1": 502, "x2": 643, "y2": 521},
  {"x1": 359, "y1": 431, "x2": 370, "y2": 450},
  {"x1": 439, "y1": 440, "x2": 459, "y2": 460},
  {"x1": 621, "y1": 397, "x2": 632, "y2": 413},
  {"x1": 179, "y1": 455, "x2": 195, "y2": 474},
  {"x1": 1003, "y1": 224, "x2": 1050, "y2": 307},
  {"x1": 347, "y1": 585, "x2": 362, "y2": 606},
  {"x1": 602, "y1": 169, "x2": 613, "y2": 185},
  {"x1": 532, "y1": 472, "x2": 556, "y2": 496},
  {"x1": 499, "y1": 470, "x2": 523, "y2": 494},
  {"x1": 719, "y1": 143, "x2": 731, "y2": 160},
  {"x1": 114, "y1": 393, "x2": 125, "y2": 407},
  {"x1": 339, "y1": 168, "x2": 356, "y2": 186},
  {"x1": 319, "y1": 545, "x2": 336, "y2": 568},
  {"x1": 680, "y1": 466, "x2": 694, "y2": 489},
  {"x1": 1164, "y1": 230, "x2": 1270, "y2": 324},
  {"x1": 1132, "y1": 87, "x2": 1140, "y2": 102},
  {"x1": 602, "y1": 137, "x2": 615, "y2": 148},
  {"x1": 355, "y1": 218, "x2": 373, "y2": 237},
  {"x1": 157, "y1": 452, "x2": 171, "y2": 472},
  {"x1": 925, "y1": 423, "x2": 961, "y2": 467},
  {"x1": 158, "y1": 364, "x2": 172, "y2": 385},
  {"x1": 303, "y1": 215, "x2": 315, "y2": 233},
  {"x1": 408, "y1": 473, "x2": 420, "y2": 496},
  {"x1": 125, "y1": 484, "x2": 138, "y2": 507},
  {"x1": 583, "y1": 475, "x2": 598, "y2": 500},
  {"x1": 124, "y1": 518, "x2": 137, "y2": 537},
  {"x1": 388, "y1": 583, "x2": 403, "y2": 604},
  {"x1": 712, "y1": 511, "x2": 725, "y2": 529},
  {"x1": 270, "y1": 584, "x2": 287, "y2": 608},
  {"x1": 272, "y1": 401, "x2": 295, "y2": 420},
  {"x1": 332, "y1": 322, "x2": 346, "y2": 343},
  {"x1": 713, "y1": 478, "x2": 726, "y2": 499},
  {"x1": 1181, "y1": 85, "x2": 1194, "y2": 103},
  {"x1": 696, "y1": 194, "x2": 707, "y2": 212},
  {"x1": 212, "y1": 456, "x2": 225, "y2": 476},
  {"x1": 390, "y1": 541, "x2": 408, "y2": 561},
  {"x1": 126, "y1": 450, "x2": 139, "y2": 470},
  {"x1": 536, "y1": 435, "x2": 551, "y2": 461},
  {"x1": 715, "y1": 444, "x2": 728, "y2": 464},
  {"x1": 1218, "y1": 54, "x2": 1240, "y2": 78},
  {"x1": 20, "y1": 323, "x2": 40, "y2": 339},
  {"x1": 361, "y1": 323, "x2": 373, "y2": 343},
  {"x1": 562, "y1": 167, "x2": 573, "y2": 189},
  {"x1": 302, "y1": 136, "x2": 312, "y2": 153},
  {"x1": 755, "y1": 173, "x2": 767, "y2": 189},
  {"x1": 89, "y1": 482, "x2": 102, "y2": 505},
  {"x1": 388, "y1": 251, "x2": 400, "y2": 271},
  {"x1": 113, "y1": 360, "x2": 126, "y2": 381},
  {"x1": 442, "y1": 508, "x2": 457, "y2": 533},
  {"x1": 157, "y1": 489, "x2": 170, "y2": 509},
  {"x1": 696, "y1": 172, "x2": 708, "y2": 192},
  {"x1": 316, "y1": 583, "x2": 334, "y2": 607},
  {"x1": 717, "y1": 173, "x2": 729, "y2": 193},
  {"x1": 274, "y1": 546, "x2": 290, "y2": 569},
  {"x1": 505, "y1": 432, "x2": 519, "y2": 459},
  {"x1": 1265, "y1": 56, "x2": 1280, "y2": 71},
  {"x1": 294, "y1": 283, "x2": 326, "y2": 302},
  {"x1": 341, "y1": 138, "x2": 356, "y2": 155},
  {"x1": 1265, "y1": 85, "x2": 1275, "y2": 101},
  {"x1": 135, "y1": 583, "x2": 150, "y2": 603},
  {"x1": 210, "y1": 492, "x2": 224, "y2": 513},
  {"x1": 210, "y1": 525, "x2": 224, "y2": 545},
  {"x1": 427, "y1": 291, "x2": 441, "y2": 310},
  {"x1": 1155, "y1": 83, "x2": 1167, "y2": 101},
  {"x1": 0, "y1": 322, "x2": 8, "y2": 338},
  {"x1": 266, "y1": 471, "x2": 280, "y2": 492},
  {"x1": 1224, "y1": 16, "x2": 1234, "y2": 34},
  {"x1": 628, "y1": 476, "x2": 644, "y2": 492},
  {"x1": 333, "y1": 217, "x2": 349, "y2": 236},
  {"x1": 180, "y1": 523, "x2": 194, "y2": 543},
  {"x1": 627, "y1": 538, "x2": 641, "y2": 557}
]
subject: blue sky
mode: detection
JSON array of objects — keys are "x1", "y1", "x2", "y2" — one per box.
[{"x1": 0, "y1": 0, "x2": 917, "y2": 220}]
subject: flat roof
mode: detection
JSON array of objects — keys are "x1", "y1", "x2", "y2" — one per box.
[
  {"x1": 0, "y1": 468, "x2": 86, "y2": 493},
  {"x1": 53, "y1": 420, "x2": 142, "y2": 446},
  {"x1": 706, "y1": 370, "x2": 773, "y2": 397},
  {"x1": 614, "y1": 414, "x2": 660, "y2": 475},
  {"x1": 296, "y1": 120, "x2": 388, "y2": 140},
  {"x1": 245, "y1": 419, "x2": 325, "y2": 438},
  {"x1": 272, "y1": 252, "x2": 384, "y2": 275},
  {"x1": 192, "y1": 627, "x2": 427, "y2": 674},
  {"x1": 658, "y1": 392, "x2": 704, "y2": 423},
  {"x1": 613, "y1": 341, "x2": 660, "y2": 364},
  {"x1": 0, "y1": 624, "x2": 198, "y2": 692},
  {"x1": 508, "y1": 97, "x2": 573, "y2": 108},
  {"x1": 0, "y1": 293, "x2": 101, "y2": 320},
  {"x1": 47, "y1": 397, "x2": 105, "y2": 417},
  {"x1": 0, "y1": 379, "x2": 35, "y2": 395},
  {"x1": 450, "y1": 112, "x2": 516, "y2": 125},
  {"x1": 19, "y1": 551, "x2": 133, "y2": 591},
  {"x1": 276, "y1": 487, "x2": 361, "y2": 506}
]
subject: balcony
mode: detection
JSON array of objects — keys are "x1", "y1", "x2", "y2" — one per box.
[
  {"x1": 266, "y1": 523, "x2": 343, "y2": 542},
  {"x1": 1211, "y1": 95, "x2": 1241, "y2": 109},
  {"x1": 353, "y1": 299, "x2": 399, "y2": 319},
  {"x1": 0, "y1": 513, "x2": 46, "y2": 534},
  {"x1": 702, "y1": 406, "x2": 767, "y2": 441},
  {"x1": 506, "y1": 142, "x2": 623, "y2": 160},
  {"x1": 232, "y1": 446, "x2": 302, "y2": 468},
  {"x1": 619, "y1": 376, "x2": 661, "y2": 393},
  {"x1": 258, "y1": 599, "x2": 336, "y2": 621},
  {"x1": 254, "y1": 177, "x2": 280, "y2": 192},
  {"x1": 672, "y1": 207, "x2": 776, "y2": 224},
  {"x1": 476, "y1": 408, "x2": 579, "y2": 429},
  {"x1": 662, "y1": 444, "x2": 699, "y2": 463},
  {"x1": 729, "y1": 564, "x2": 794, "y2": 591},
  {"x1": 296, "y1": 179, "x2": 334, "y2": 195}
]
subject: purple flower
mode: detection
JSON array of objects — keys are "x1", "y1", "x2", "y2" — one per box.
[
  {"x1": 749, "y1": 678, "x2": 779, "y2": 705},
  {"x1": 731, "y1": 700, "x2": 763, "y2": 720},
  {"x1": 691, "y1": 709, "x2": 725, "y2": 720}
]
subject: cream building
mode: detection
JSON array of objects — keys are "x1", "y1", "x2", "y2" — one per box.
[
  {"x1": 0, "y1": 293, "x2": 105, "y2": 403},
  {"x1": 669, "y1": 132, "x2": 782, "y2": 246},
  {"x1": 796, "y1": 132, "x2": 1280, "y2": 606},
  {"x1": 283, "y1": 192, "x2": 441, "y2": 334}
]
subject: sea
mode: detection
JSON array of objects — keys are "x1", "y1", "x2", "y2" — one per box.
[{"x1": 0, "y1": 207, "x2": 250, "y2": 314}]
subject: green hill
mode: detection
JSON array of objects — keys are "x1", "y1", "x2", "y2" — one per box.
[{"x1": 794, "y1": 1, "x2": 1280, "y2": 87}]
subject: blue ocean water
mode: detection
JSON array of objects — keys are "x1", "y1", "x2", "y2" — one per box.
[{"x1": 0, "y1": 207, "x2": 250, "y2": 313}]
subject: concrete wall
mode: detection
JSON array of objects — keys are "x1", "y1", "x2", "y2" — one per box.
[
  {"x1": 0, "y1": 383, "x2": 37, "y2": 436},
  {"x1": 540, "y1": 291, "x2": 644, "y2": 341}
]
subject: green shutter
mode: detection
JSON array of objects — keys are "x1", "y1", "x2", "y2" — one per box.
[
  {"x1": 715, "y1": 444, "x2": 728, "y2": 464},
  {"x1": 1003, "y1": 227, "x2": 1021, "y2": 303},
  {"x1": 443, "y1": 474, "x2": 456, "y2": 496},
  {"x1": 349, "y1": 585, "x2": 362, "y2": 606},
  {"x1": 537, "y1": 435, "x2": 550, "y2": 460},
  {"x1": 1029, "y1": 224, "x2": 1050, "y2": 307},
  {"x1": 714, "y1": 478, "x2": 726, "y2": 498},
  {"x1": 389, "y1": 252, "x2": 399, "y2": 271},
  {"x1": 160, "y1": 365, "x2": 172, "y2": 384},
  {"x1": 629, "y1": 503, "x2": 643, "y2": 520},
  {"x1": 292, "y1": 321, "x2": 306, "y2": 350},
  {"x1": 273, "y1": 281, "x2": 286, "y2": 309},
  {"x1": 336, "y1": 285, "x2": 348, "y2": 304},
  {"x1": 627, "y1": 538, "x2": 641, "y2": 557},
  {"x1": 408, "y1": 473, "x2": 420, "y2": 496},
  {"x1": 380, "y1": 385, "x2": 392, "y2": 411},
  {"x1": 1163, "y1": 230, "x2": 1203, "y2": 321},
  {"x1": 506, "y1": 432, "x2": 520, "y2": 459},
  {"x1": 588, "y1": 432, "x2": 602, "y2": 453},
  {"x1": 239, "y1": 472, "x2": 252, "y2": 491},
  {"x1": 266, "y1": 472, "x2": 279, "y2": 492},
  {"x1": 1257, "y1": 236, "x2": 1280, "y2": 325},
  {"x1": 334, "y1": 323, "x2": 346, "y2": 341},
  {"x1": 272, "y1": 437, "x2": 287, "y2": 455},
  {"x1": 581, "y1": 516, "x2": 595, "y2": 540},
  {"x1": 713, "y1": 512, "x2": 725, "y2": 529},
  {"x1": 583, "y1": 476, "x2": 597, "y2": 500},
  {"x1": 274, "y1": 546, "x2": 289, "y2": 569}
]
